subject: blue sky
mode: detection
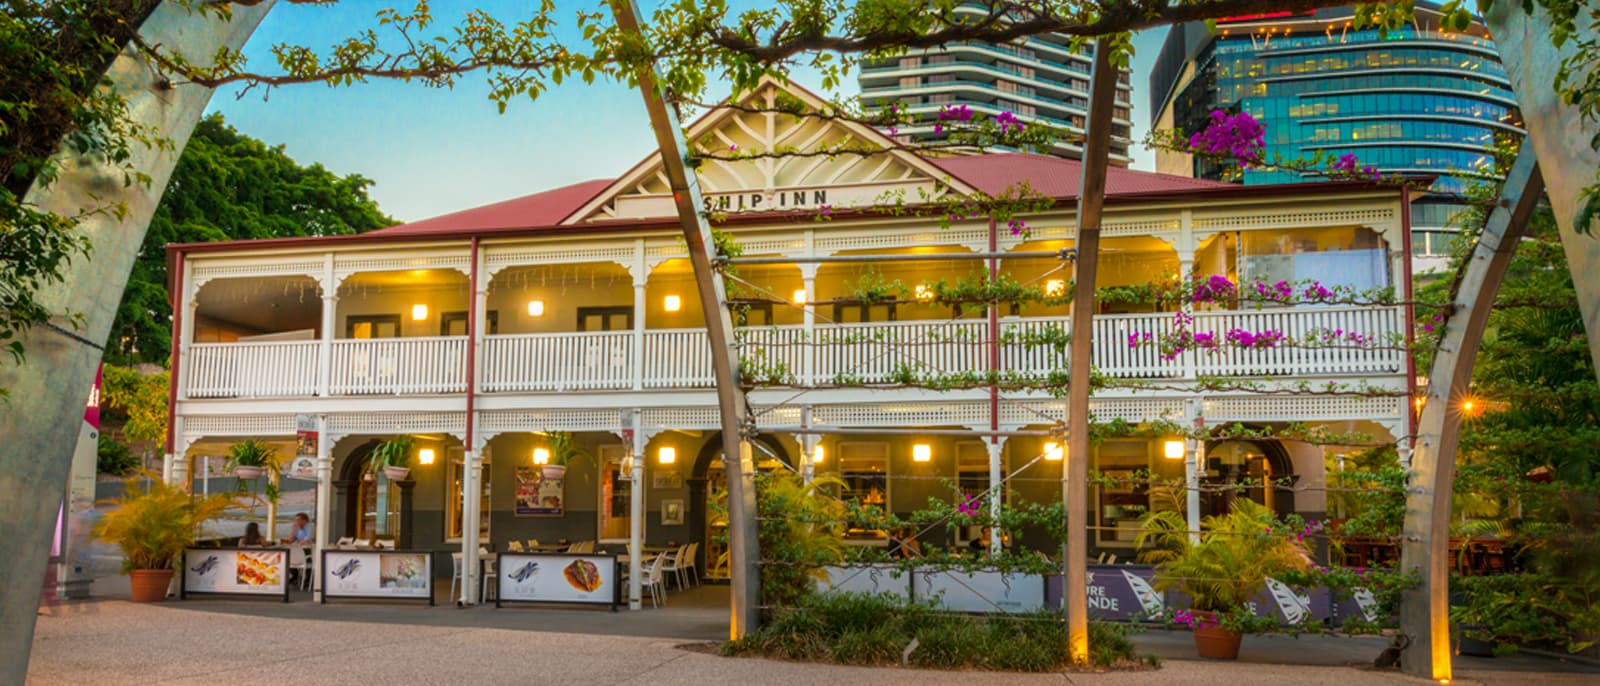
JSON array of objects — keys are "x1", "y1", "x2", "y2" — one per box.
[{"x1": 210, "y1": 2, "x2": 1169, "y2": 223}]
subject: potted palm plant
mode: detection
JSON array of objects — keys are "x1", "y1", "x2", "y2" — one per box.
[
  {"x1": 94, "y1": 472, "x2": 233, "y2": 602},
  {"x1": 543, "y1": 431, "x2": 580, "y2": 481},
  {"x1": 1136, "y1": 500, "x2": 1311, "y2": 659},
  {"x1": 226, "y1": 439, "x2": 279, "y2": 480},
  {"x1": 369, "y1": 436, "x2": 416, "y2": 480}
]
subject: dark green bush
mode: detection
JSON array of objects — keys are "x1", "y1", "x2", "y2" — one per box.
[
  {"x1": 97, "y1": 434, "x2": 138, "y2": 476},
  {"x1": 725, "y1": 591, "x2": 1152, "y2": 672}
]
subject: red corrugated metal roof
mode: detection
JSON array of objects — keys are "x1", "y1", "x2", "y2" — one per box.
[
  {"x1": 367, "y1": 178, "x2": 614, "y2": 235},
  {"x1": 929, "y1": 152, "x2": 1236, "y2": 198}
]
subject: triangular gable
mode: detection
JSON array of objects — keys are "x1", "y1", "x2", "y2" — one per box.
[{"x1": 563, "y1": 76, "x2": 977, "y2": 224}]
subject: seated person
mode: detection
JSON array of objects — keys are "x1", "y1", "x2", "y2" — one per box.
[
  {"x1": 888, "y1": 527, "x2": 923, "y2": 559},
  {"x1": 238, "y1": 522, "x2": 266, "y2": 547},
  {"x1": 967, "y1": 526, "x2": 993, "y2": 555},
  {"x1": 281, "y1": 513, "x2": 313, "y2": 546}
]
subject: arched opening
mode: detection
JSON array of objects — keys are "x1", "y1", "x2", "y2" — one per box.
[
  {"x1": 336, "y1": 439, "x2": 406, "y2": 544},
  {"x1": 1202, "y1": 438, "x2": 1297, "y2": 518},
  {"x1": 689, "y1": 433, "x2": 792, "y2": 582}
]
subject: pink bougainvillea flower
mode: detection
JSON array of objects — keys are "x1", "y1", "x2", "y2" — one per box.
[
  {"x1": 1333, "y1": 153, "x2": 1359, "y2": 174},
  {"x1": 957, "y1": 493, "x2": 982, "y2": 516},
  {"x1": 1188, "y1": 109, "x2": 1265, "y2": 166}
]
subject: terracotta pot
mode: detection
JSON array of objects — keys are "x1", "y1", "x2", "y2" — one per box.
[
  {"x1": 129, "y1": 569, "x2": 174, "y2": 603},
  {"x1": 234, "y1": 466, "x2": 264, "y2": 480},
  {"x1": 1192, "y1": 612, "x2": 1243, "y2": 660},
  {"x1": 382, "y1": 466, "x2": 410, "y2": 481}
]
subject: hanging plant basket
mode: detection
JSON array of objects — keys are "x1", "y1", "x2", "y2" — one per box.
[
  {"x1": 233, "y1": 466, "x2": 265, "y2": 480},
  {"x1": 541, "y1": 464, "x2": 567, "y2": 481},
  {"x1": 383, "y1": 466, "x2": 411, "y2": 481}
]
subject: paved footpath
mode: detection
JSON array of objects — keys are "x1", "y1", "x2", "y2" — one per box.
[{"x1": 27, "y1": 589, "x2": 1600, "y2": 686}]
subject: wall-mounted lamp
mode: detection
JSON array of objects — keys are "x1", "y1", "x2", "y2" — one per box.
[
  {"x1": 658, "y1": 446, "x2": 677, "y2": 464},
  {"x1": 527, "y1": 300, "x2": 546, "y2": 317},
  {"x1": 411, "y1": 304, "x2": 428, "y2": 321},
  {"x1": 418, "y1": 448, "x2": 436, "y2": 465},
  {"x1": 913, "y1": 444, "x2": 932, "y2": 463},
  {"x1": 1045, "y1": 279, "x2": 1066, "y2": 297},
  {"x1": 1164, "y1": 440, "x2": 1185, "y2": 460},
  {"x1": 812, "y1": 444, "x2": 825, "y2": 464},
  {"x1": 1044, "y1": 441, "x2": 1063, "y2": 461},
  {"x1": 664, "y1": 295, "x2": 682, "y2": 312},
  {"x1": 532, "y1": 448, "x2": 550, "y2": 465},
  {"x1": 793, "y1": 289, "x2": 808, "y2": 305}
]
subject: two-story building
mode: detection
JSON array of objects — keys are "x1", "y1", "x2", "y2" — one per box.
[{"x1": 164, "y1": 80, "x2": 1414, "y2": 589}]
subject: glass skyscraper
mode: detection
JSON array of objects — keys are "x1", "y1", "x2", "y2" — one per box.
[
  {"x1": 1150, "y1": 5, "x2": 1523, "y2": 265},
  {"x1": 858, "y1": 5, "x2": 1134, "y2": 164}
]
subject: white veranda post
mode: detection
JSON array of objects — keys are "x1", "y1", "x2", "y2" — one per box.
[
  {"x1": 630, "y1": 413, "x2": 646, "y2": 611},
  {"x1": 461, "y1": 447, "x2": 483, "y2": 605},
  {"x1": 313, "y1": 415, "x2": 332, "y2": 601}
]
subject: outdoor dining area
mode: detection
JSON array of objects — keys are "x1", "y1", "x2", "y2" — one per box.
[{"x1": 454, "y1": 540, "x2": 702, "y2": 608}]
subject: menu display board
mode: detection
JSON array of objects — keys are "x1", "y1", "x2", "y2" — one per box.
[
  {"x1": 320, "y1": 550, "x2": 433, "y2": 604},
  {"x1": 817, "y1": 564, "x2": 911, "y2": 599},
  {"x1": 495, "y1": 553, "x2": 619, "y2": 609},
  {"x1": 181, "y1": 548, "x2": 291, "y2": 601},
  {"x1": 913, "y1": 569, "x2": 1046, "y2": 614}
]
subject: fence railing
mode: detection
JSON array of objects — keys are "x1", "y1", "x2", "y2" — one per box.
[{"x1": 182, "y1": 307, "x2": 1404, "y2": 398}]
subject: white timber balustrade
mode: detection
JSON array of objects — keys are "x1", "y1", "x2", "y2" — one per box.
[
  {"x1": 328, "y1": 336, "x2": 468, "y2": 395},
  {"x1": 482, "y1": 331, "x2": 634, "y2": 392},
  {"x1": 186, "y1": 341, "x2": 320, "y2": 398},
  {"x1": 178, "y1": 307, "x2": 1404, "y2": 398},
  {"x1": 1191, "y1": 305, "x2": 1403, "y2": 377},
  {"x1": 815, "y1": 319, "x2": 989, "y2": 385},
  {"x1": 644, "y1": 329, "x2": 715, "y2": 388}
]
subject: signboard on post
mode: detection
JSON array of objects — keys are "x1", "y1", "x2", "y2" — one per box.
[
  {"x1": 290, "y1": 414, "x2": 317, "y2": 479},
  {"x1": 495, "y1": 553, "x2": 619, "y2": 609},
  {"x1": 320, "y1": 550, "x2": 433, "y2": 604},
  {"x1": 181, "y1": 548, "x2": 291, "y2": 601}
]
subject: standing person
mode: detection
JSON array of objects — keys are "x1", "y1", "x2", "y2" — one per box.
[{"x1": 281, "y1": 513, "x2": 312, "y2": 546}]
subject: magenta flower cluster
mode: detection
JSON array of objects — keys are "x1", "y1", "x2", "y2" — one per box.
[
  {"x1": 1226, "y1": 328, "x2": 1286, "y2": 349},
  {"x1": 1192, "y1": 274, "x2": 1238, "y2": 304},
  {"x1": 995, "y1": 111, "x2": 1026, "y2": 135},
  {"x1": 1171, "y1": 609, "x2": 1218, "y2": 630},
  {"x1": 1188, "y1": 110, "x2": 1265, "y2": 165},
  {"x1": 1006, "y1": 217, "x2": 1029, "y2": 236},
  {"x1": 1333, "y1": 153, "x2": 1381, "y2": 180},
  {"x1": 1249, "y1": 280, "x2": 1296, "y2": 303},
  {"x1": 1307, "y1": 327, "x2": 1373, "y2": 346},
  {"x1": 938, "y1": 104, "x2": 975, "y2": 123}
]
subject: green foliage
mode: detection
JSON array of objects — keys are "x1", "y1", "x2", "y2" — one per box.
[
  {"x1": 99, "y1": 365, "x2": 168, "y2": 446},
  {"x1": 1136, "y1": 500, "x2": 1311, "y2": 617},
  {"x1": 109, "y1": 113, "x2": 393, "y2": 363},
  {"x1": 725, "y1": 591, "x2": 1151, "y2": 671},
  {"x1": 94, "y1": 470, "x2": 233, "y2": 572},
  {"x1": 224, "y1": 439, "x2": 280, "y2": 471},
  {"x1": 546, "y1": 431, "x2": 580, "y2": 467},
  {"x1": 367, "y1": 435, "x2": 416, "y2": 472},
  {"x1": 755, "y1": 471, "x2": 846, "y2": 608},
  {"x1": 96, "y1": 433, "x2": 138, "y2": 476}
]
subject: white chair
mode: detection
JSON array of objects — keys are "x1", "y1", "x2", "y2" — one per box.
[
  {"x1": 288, "y1": 546, "x2": 314, "y2": 591},
  {"x1": 480, "y1": 551, "x2": 497, "y2": 604},
  {"x1": 645, "y1": 553, "x2": 668, "y2": 608},
  {"x1": 679, "y1": 542, "x2": 699, "y2": 587},
  {"x1": 661, "y1": 544, "x2": 689, "y2": 590},
  {"x1": 449, "y1": 552, "x2": 464, "y2": 602},
  {"x1": 355, "y1": 539, "x2": 375, "y2": 550}
]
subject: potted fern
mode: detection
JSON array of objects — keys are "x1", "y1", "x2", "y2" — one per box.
[
  {"x1": 226, "y1": 439, "x2": 279, "y2": 480},
  {"x1": 1136, "y1": 500, "x2": 1311, "y2": 659},
  {"x1": 94, "y1": 472, "x2": 233, "y2": 602},
  {"x1": 543, "y1": 431, "x2": 581, "y2": 481},
  {"x1": 369, "y1": 436, "x2": 416, "y2": 480}
]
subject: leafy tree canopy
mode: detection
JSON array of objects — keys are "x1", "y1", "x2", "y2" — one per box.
[{"x1": 107, "y1": 112, "x2": 394, "y2": 364}]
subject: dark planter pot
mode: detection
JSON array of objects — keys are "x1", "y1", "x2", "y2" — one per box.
[
  {"x1": 1456, "y1": 631, "x2": 1498, "y2": 657},
  {"x1": 1191, "y1": 611, "x2": 1243, "y2": 659},
  {"x1": 128, "y1": 569, "x2": 173, "y2": 602}
]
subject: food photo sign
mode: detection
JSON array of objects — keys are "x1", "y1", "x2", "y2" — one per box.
[
  {"x1": 320, "y1": 550, "x2": 434, "y2": 605},
  {"x1": 181, "y1": 548, "x2": 291, "y2": 601},
  {"x1": 495, "y1": 553, "x2": 620, "y2": 610}
]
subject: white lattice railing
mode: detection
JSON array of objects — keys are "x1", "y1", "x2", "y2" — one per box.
[
  {"x1": 482, "y1": 331, "x2": 633, "y2": 392},
  {"x1": 187, "y1": 341, "x2": 320, "y2": 398},
  {"x1": 329, "y1": 336, "x2": 467, "y2": 395},
  {"x1": 180, "y1": 307, "x2": 1405, "y2": 399}
]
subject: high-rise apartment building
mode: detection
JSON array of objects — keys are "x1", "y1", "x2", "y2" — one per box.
[
  {"x1": 858, "y1": 14, "x2": 1134, "y2": 164},
  {"x1": 1150, "y1": 4, "x2": 1523, "y2": 268}
]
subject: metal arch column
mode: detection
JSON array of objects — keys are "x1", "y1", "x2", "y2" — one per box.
[
  {"x1": 610, "y1": 0, "x2": 762, "y2": 638},
  {"x1": 1398, "y1": 146, "x2": 1543, "y2": 680}
]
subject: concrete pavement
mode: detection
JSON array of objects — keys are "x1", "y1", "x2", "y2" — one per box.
[{"x1": 28, "y1": 585, "x2": 1600, "y2": 685}]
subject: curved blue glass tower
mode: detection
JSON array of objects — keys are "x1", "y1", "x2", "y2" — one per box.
[{"x1": 1150, "y1": 5, "x2": 1524, "y2": 267}]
